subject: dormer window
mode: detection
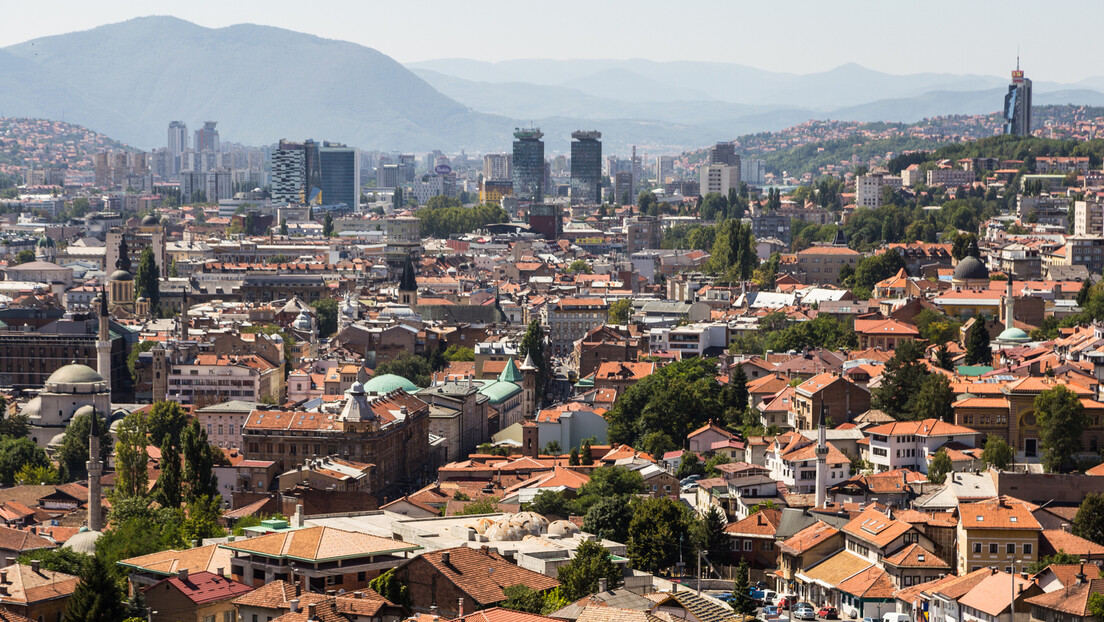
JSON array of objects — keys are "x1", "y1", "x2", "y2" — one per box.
[{"x1": 976, "y1": 516, "x2": 984, "y2": 522}]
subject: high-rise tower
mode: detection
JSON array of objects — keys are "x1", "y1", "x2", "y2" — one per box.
[
  {"x1": 570, "y1": 131, "x2": 602, "y2": 204},
  {"x1": 1003, "y1": 60, "x2": 1032, "y2": 136},
  {"x1": 167, "y1": 121, "x2": 187, "y2": 176},
  {"x1": 512, "y1": 128, "x2": 545, "y2": 202}
]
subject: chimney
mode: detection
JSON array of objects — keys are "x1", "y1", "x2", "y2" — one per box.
[
  {"x1": 30, "y1": 560, "x2": 39, "y2": 574},
  {"x1": 290, "y1": 598, "x2": 300, "y2": 613},
  {"x1": 598, "y1": 578, "x2": 608, "y2": 592},
  {"x1": 459, "y1": 598, "x2": 465, "y2": 617},
  {"x1": 442, "y1": 551, "x2": 450, "y2": 567},
  {"x1": 295, "y1": 581, "x2": 302, "y2": 597},
  {"x1": 0, "y1": 570, "x2": 7, "y2": 584},
  {"x1": 307, "y1": 604, "x2": 316, "y2": 618},
  {"x1": 1077, "y1": 563, "x2": 1088, "y2": 585},
  {"x1": 215, "y1": 567, "x2": 224, "y2": 578}
]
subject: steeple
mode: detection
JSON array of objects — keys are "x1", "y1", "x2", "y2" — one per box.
[
  {"x1": 814, "y1": 416, "x2": 828, "y2": 508},
  {"x1": 87, "y1": 407, "x2": 103, "y2": 532},
  {"x1": 1005, "y1": 270, "x2": 1015, "y2": 331},
  {"x1": 398, "y1": 254, "x2": 417, "y2": 306}
]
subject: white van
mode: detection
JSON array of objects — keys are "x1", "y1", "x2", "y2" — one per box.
[{"x1": 883, "y1": 613, "x2": 911, "y2": 622}]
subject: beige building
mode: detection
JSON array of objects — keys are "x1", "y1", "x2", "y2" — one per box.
[
  {"x1": 699, "y1": 163, "x2": 741, "y2": 196},
  {"x1": 793, "y1": 246, "x2": 860, "y2": 286},
  {"x1": 956, "y1": 496, "x2": 1041, "y2": 574}
]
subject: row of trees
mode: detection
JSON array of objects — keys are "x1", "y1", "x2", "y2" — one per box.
[{"x1": 415, "y1": 200, "x2": 509, "y2": 238}]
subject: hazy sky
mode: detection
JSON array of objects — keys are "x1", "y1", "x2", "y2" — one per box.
[{"x1": 3, "y1": 0, "x2": 1102, "y2": 83}]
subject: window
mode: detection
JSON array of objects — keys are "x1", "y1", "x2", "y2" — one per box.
[
  {"x1": 744, "y1": 540, "x2": 753, "y2": 551},
  {"x1": 224, "y1": 614, "x2": 234, "y2": 622},
  {"x1": 989, "y1": 543, "x2": 998, "y2": 554},
  {"x1": 973, "y1": 543, "x2": 982, "y2": 554},
  {"x1": 204, "y1": 617, "x2": 215, "y2": 622},
  {"x1": 1007, "y1": 543, "x2": 1015, "y2": 554},
  {"x1": 1023, "y1": 543, "x2": 1032, "y2": 556}
]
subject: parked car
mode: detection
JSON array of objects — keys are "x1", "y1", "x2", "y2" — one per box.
[
  {"x1": 818, "y1": 607, "x2": 839, "y2": 619},
  {"x1": 795, "y1": 602, "x2": 814, "y2": 611},
  {"x1": 760, "y1": 591, "x2": 777, "y2": 607},
  {"x1": 794, "y1": 607, "x2": 816, "y2": 621},
  {"x1": 681, "y1": 482, "x2": 699, "y2": 493},
  {"x1": 882, "y1": 614, "x2": 911, "y2": 622},
  {"x1": 762, "y1": 606, "x2": 781, "y2": 618},
  {"x1": 863, "y1": 617, "x2": 879, "y2": 622},
  {"x1": 680, "y1": 474, "x2": 701, "y2": 485}
]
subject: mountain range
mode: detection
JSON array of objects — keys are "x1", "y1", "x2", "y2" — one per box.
[{"x1": 2, "y1": 16, "x2": 1104, "y2": 154}]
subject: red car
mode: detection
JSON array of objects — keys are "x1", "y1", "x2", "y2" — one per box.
[{"x1": 818, "y1": 607, "x2": 839, "y2": 619}]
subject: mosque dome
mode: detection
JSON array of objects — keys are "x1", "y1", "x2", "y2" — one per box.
[
  {"x1": 46, "y1": 363, "x2": 104, "y2": 386},
  {"x1": 953, "y1": 256, "x2": 989, "y2": 281}
]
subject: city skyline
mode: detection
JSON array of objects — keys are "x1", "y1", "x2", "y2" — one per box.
[{"x1": 4, "y1": 1, "x2": 1104, "y2": 84}]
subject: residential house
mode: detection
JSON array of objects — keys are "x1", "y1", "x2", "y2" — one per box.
[
  {"x1": 145, "y1": 571, "x2": 253, "y2": 622},
  {"x1": 854, "y1": 318, "x2": 921, "y2": 351},
  {"x1": 0, "y1": 563, "x2": 79, "y2": 622},
  {"x1": 863, "y1": 419, "x2": 979, "y2": 474},
  {"x1": 776, "y1": 521, "x2": 845, "y2": 594},
  {"x1": 957, "y1": 496, "x2": 1042, "y2": 574},
  {"x1": 232, "y1": 580, "x2": 404, "y2": 622},
  {"x1": 766, "y1": 432, "x2": 851, "y2": 494},
  {"x1": 593, "y1": 361, "x2": 654, "y2": 400},
  {"x1": 1026, "y1": 575, "x2": 1104, "y2": 622},
  {"x1": 724, "y1": 508, "x2": 782, "y2": 571},
  {"x1": 389, "y1": 546, "x2": 560, "y2": 618},
  {"x1": 791, "y1": 372, "x2": 871, "y2": 430},
  {"x1": 687, "y1": 422, "x2": 736, "y2": 455}
]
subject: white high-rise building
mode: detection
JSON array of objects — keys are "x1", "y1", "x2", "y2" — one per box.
[
  {"x1": 272, "y1": 147, "x2": 306, "y2": 205},
  {"x1": 167, "y1": 121, "x2": 187, "y2": 176},
  {"x1": 699, "y1": 163, "x2": 741, "y2": 196},
  {"x1": 483, "y1": 153, "x2": 511, "y2": 182}
]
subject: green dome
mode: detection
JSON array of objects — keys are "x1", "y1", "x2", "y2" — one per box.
[
  {"x1": 479, "y1": 380, "x2": 522, "y2": 404},
  {"x1": 363, "y1": 373, "x2": 418, "y2": 394},
  {"x1": 997, "y1": 327, "x2": 1031, "y2": 343},
  {"x1": 47, "y1": 363, "x2": 105, "y2": 386},
  {"x1": 36, "y1": 235, "x2": 55, "y2": 248}
]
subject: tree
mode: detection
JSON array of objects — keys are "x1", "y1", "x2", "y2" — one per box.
[
  {"x1": 731, "y1": 560, "x2": 757, "y2": 616},
  {"x1": 519, "y1": 319, "x2": 549, "y2": 401},
  {"x1": 581, "y1": 439, "x2": 594, "y2": 466},
  {"x1": 181, "y1": 420, "x2": 219, "y2": 502},
  {"x1": 15, "y1": 464, "x2": 59, "y2": 485},
  {"x1": 322, "y1": 212, "x2": 334, "y2": 237},
  {"x1": 694, "y1": 505, "x2": 728, "y2": 563},
  {"x1": 543, "y1": 440, "x2": 562, "y2": 456},
  {"x1": 0, "y1": 438, "x2": 49, "y2": 485},
  {"x1": 1078, "y1": 279, "x2": 1093, "y2": 307},
  {"x1": 113, "y1": 411, "x2": 149, "y2": 500},
  {"x1": 982, "y1": 434, "x2": 1014, "y2": 470},
  {"x1": 18, "y1": 548, "x2": 90, "y2": 577},
  {"x1": 928, "y1": 449, "x2": 953, "y2": 484},
  {"x1": 704, "y1": 453, "x2": 732, "y2": 478},
  {"x1": 180, "y1": 495, "x2": 225, "y2": 543},
  {"x1": 373, "y1": 352, "x2": 435, "y2": 387},
  {"x1": 442, "y1": 344, "x2": 474, "y2": 361},
  {"x1": 935, "y1": 344, "x2": 955, "y2": 370},
  {"x1": 134, "y1": 247, "x2": 160, "y2": 312},
  {"x1": 606, "y1": 358, "x2": 728, "y2": 450},
  {"x1": 502, "y1": 585, "x2": 545, "y2": 614},
  {"x1": 577, "y1": 466, "x2": 644, "y2": 506},
  {"x1": 567, "y1": 259, "x2": 592, "y2": 274},
  {"x1": 557, "y1": 539, "x2": 621, "y2": 601},
  {"x1": 279, "y1": 218, "x2": 288, "y2": 236},
  {"x1": 582, "y1": 496, "x2": 634, "y2": 544},
  {"x1": 1027, "y1": 551, "x2": 1082, "y2": 574},
  {"x1": 64, "y1": 556, "x2": 127, "y2": 622},
  {"x1": 54, "y1": 409, "x2": 110, "y2": 481},
  {"x1": 14, "y1": 249, "x2": 34, "y2": 264},
  {"x1": 155, "y1": 435, "x2": 182, "y2": 509},
  {"x1": 569, "y1": 447, "x2": 580, "y2": 465},
  {"x1": 676, "y1": 452, "x2": 706, "y2": 480},
  {"x1": 126, "y1": 341, "x2": 156, "y2": 386},
  {"x1": 965, "y1": 317, "x2": 992, "y2": 366},
  {"x1": 369, "y1": 569, "x2": 411, "y2": 609},
  {"x1": 528, "y1": 490, "x2": 577, "y2": 519},
  {"x1": 608, "y1": 299, "x2": 633, "y2": 325},
  {"x1": 912, "y1": 374, "x2": 954, "y2": 422},
  {"x1": 147, "y1": 401, "x2": 189, "y2": 450},
  {"x1": 1035, "y1": 385, "x2": 1089, "y2": 473},
  {"x1": 730, "y1": 366, "x2": 749, "y2": 412},
  {"x1": 456, "y1": 497, "x2": 500, "y2": 515},
  {"x1": 872, "y1": 340, "x2": 931, "y2": 419},
  {"x1": 627, "y1": 497, "x2": 691, "y2": 573},
  {"x1": 311, "y1": 298, "x2": 339, "y2": 338},
  {"x1": 1073, "y1": 493, "x2": 1104, "y2": 546}
]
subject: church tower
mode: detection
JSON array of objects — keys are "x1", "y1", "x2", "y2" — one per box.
[
  {"x1": 96, "y1": 286, "x2": 112, "y2": 398},
  {"x1": 521, "y1": 351, "x2": 539, "y2": 419},
  {"x1": 398, "y1": 254, "x2": 418, "y2": 307}
]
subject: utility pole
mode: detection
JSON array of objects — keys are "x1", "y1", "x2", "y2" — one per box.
[{"x1": 697, "y1": 550, "x2": 702, "y2": 594}]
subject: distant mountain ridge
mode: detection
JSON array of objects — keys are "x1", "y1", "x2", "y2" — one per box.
[{"x1": 2, "y1": 17, "x2": 1103, "y2": 154}]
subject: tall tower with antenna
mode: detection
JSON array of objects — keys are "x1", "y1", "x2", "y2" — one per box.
[{"x1": 1003, "y1": 55, "x2": 1032, "y2": 136}]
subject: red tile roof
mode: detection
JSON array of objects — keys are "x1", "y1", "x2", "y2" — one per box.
[{"x1": 146, "y1": 571, "x2": 253, "y2": 605}]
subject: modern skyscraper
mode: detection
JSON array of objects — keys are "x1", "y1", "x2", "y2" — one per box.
[
  {"x1": 710, "y1": 142, "x2": 738, "y2": 166},
  {"x1": 512, "y1": 128, "x2": 545, "y2": 202},
  {"x1": 570, "y1": 131, "x2": 602, "y2": 204},
  {"x1": 655, "y1": 156, "x2": 675, "y2": 184},
  {"x1": 1003, "y1": 62, "x2": 1032, "y2": 136},
  {"x1": 272, "y1": 142, "x2": 307, "y2": 204},
  {"x1": 398, "y1": 154, "x2": 417, "y2": 183},
  {"x1": 319, "y1": 142, "x2": 361, "y2": 209},
  {"x1": 167, "y1": 121, "x2": 187, "y2": 176},
  {"x1": 194, "y1": 121, "x2": 220, "y2": 153}
]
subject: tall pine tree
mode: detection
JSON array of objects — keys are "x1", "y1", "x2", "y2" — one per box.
[
  {"x1": 155, "y1": 434, "x2": 182, "y2": 509},
  {"x1": 135, "y1": 247, "x2": 160, "y2": 312},
  {"x1": 182, "y1": 420, "x2": 219, "y2": 503},
  {"x1": 64, "y1": 556, "x2": 127, "y2": 622},
  {"x1": 965, "y1": 317, "x2": 992, "y2": 366}
]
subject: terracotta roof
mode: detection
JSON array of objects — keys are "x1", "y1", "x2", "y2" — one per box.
[
  {"x1": 801, "y1": 550, "x2": 873, "y2": 587},
  {"x1": 958, "y1": 571, "x2": 1035, "y2": 617},
  {"x1": 1040, "y1": 529, "x2": 1104, "y2": 556},
  {"x1": 835, "y1": 565, "x2": 897, "y2": 599},
  {"x1": 446, "y1": 607, "x2": 566, "y2": 622},
  {"x1": 841, "y1": 506, "x2": 915, "y2": 548},
  {"x1": 882, "y1": 543, "x2": 949, "y2": 569},
  {"x1": 959, "y1": 497, "x2": 1042, "y2": 531},
  {"x1": 220, "y1": 526, "x2": 419, "y2": 562},
  {"x1": 779, "y1": 521, "x2": 840, "y2": 555},
  {"x1": 0, "y1": 526, "x2": 55, "y2": 553},
  {"x1": 118, "y1": 543, "x2": 233, "y2": 577},
  {"x1": 411, "y1": 547, "x2": 559, "y2": 606},
  {"x1": 232, "y1": 579, "x2": 299, "y2": 608},
  {"x1": 0, "y1": 564, "x2": 78, "y2": 605},
  {"x1": 146, "y1": 571, "x2": 253, "y2": 605},
  {"x1": 864, "y1": 418, "x2": 976, "y2": 437}
]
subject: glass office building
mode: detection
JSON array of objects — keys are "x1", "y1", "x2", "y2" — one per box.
[
  {"x1": 512, "y1": 128, "x2": 545, "y2": 202},
  {"x1": 570, "y1": 130, "x2": 602, "y2": 204}
]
